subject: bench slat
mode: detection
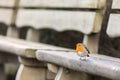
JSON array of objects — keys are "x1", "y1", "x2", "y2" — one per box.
[
  {"x1": 16, "y1": 9, "x2": 98, "y2": 34},
  {"x1": 19, "y1": 0, "x2": 104, "y2": 9},
  {"x1": 112, "y1": 0, "x2": 120, "y2": 9},
  {"x1": 0, "y1": 9, "x2": 13, "y2": 25},
  {"x1": 0, "y1": 0, "x2": 15, "y2": 7},
  {"x1": 107, "y1": 14, "x2": 120, "y2": 38}
]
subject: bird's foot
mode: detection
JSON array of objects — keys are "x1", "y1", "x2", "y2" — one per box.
[{"x1": 79, "y1": 57, "x2": 86, "y2": 61}]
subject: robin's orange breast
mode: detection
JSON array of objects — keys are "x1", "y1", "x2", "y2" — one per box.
[{"x1": 76, "y1": 45, "x2": 84, "y2": 53}]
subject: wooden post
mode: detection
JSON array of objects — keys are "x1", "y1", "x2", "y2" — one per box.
[
  {"x1": 83, "y1": 34, "x2": 100, "y2": 54},
  {"x1": 7, "y1": 0, "x2": 20, "y2": 38},
  {"x1": 6, "y1": 0, "x2": 20, "y2": 78},
  {"x1": 26, "y1": 28, "x2": 40, "y2": 42},
  {"x1": 16, "y1": 27, "x2": 47, "y2": 80},
  {"x1": 82, "y1": 34, "x2": 100, "y2": 80},
  {"x1": 7, "y1": 26, "x2": 19, "y2": 38},
  {"x1": 5, "y1": 0, "x2": 20, "y2": 78}
]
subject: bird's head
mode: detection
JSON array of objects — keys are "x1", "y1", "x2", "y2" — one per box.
[{"x1": 76, "y1": 43, "x2": 84, "y2": 53}]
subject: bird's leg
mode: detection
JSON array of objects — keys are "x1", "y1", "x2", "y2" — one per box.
[
  {"x1": 79, "y1": 57, "x2": 82, "y2": 60},
  {"x1": 80, "y1": 57, "x2": 86, "y2": 61}
]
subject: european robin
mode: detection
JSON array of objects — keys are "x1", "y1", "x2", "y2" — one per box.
[{"x1": 76, "y1": 43, "x2": 90, "y2": 60}]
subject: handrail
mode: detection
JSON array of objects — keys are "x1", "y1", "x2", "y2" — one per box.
[
  {"x1": 0, "y1": 35, "x2": 120, "y2": 79},
  {"x1": 36, "y1": 50, "x2": 120, "y2": 80},
  {"x1": 0, "y1": 35, "x2": 69, "y2": 58}
]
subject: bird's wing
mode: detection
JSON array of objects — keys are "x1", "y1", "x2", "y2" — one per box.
[{"x1": 84, "y1": 46, "x2": 90, "y2": 53}]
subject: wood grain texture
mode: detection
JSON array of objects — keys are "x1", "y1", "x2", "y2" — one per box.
[
  {"x1": 0, "y1": 0, "x2": 15, "y2": 7},
  {"x1": 0, "y1": 9, "x2": 13, "y2": 25},
  {"x1": 112, "y1": 0, "x2": 120, "y2": 9},
  {"x1": 19, "y1": 0, "x2": 103, "y2": 8},
  {"x1": 16, "y1": 9, "x2": 97, "y2": 34},
  {"x1": 107, "y1": 14, "x2": 120, "y2": 38},
  {"x1": 36, "y1": 50, "x2": 120, "y2": 80}
]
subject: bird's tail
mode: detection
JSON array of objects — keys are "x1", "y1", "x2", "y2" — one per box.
[{"x1": 87, "y1": 54, "x2": 89, "y2": 57}]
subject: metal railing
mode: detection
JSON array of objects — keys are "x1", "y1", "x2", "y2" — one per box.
[{"x1": 36, "y1": 50, "x2": 120, "y2": 80}]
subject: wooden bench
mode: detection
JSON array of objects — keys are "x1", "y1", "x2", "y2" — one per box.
[
  {"x1": 0, "y1": 0, "x2": 108, "y2": 80},
  {"x1": 106, "y1": 0, "x2": 120, "y2": 58},
  {"x1": 0, "y1": 35, "x2": 72, "y2": 79},
  {"x1": 107, "y1": 0, "x2": 120, "y2": 38}
]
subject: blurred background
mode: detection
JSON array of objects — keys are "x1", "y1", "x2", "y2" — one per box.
[{"x1": 0, "y1": 0, "x2": 120, "y2": 80}]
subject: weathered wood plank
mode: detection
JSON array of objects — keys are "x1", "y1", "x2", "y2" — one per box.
[
  {"x1": 0, "y1": 35, "x2": 71, "y2": 58},
  {"x1": 0, "y1": 9, "x2": 13, "y2": 25},
  {"x1": 16, "y1": 10, "x2": 97, "y2": 34},
  {"x1": 0, "y1": 0, "x2": 15, "y2": 7},
  {"x1": 107, "y1": 14, "x2": 120, "y2": 38},
  {"x1": 19, "y1": 0, "x2": 105, "y2": 9},
  {"x1": 36, "y1": 50, "x2": 120, "y2": 80},
  {"x1": 112, "y1": 0, "x2": 120, "y2": 9}
]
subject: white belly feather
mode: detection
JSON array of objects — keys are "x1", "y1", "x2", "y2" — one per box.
[{"x1": 77, "y1": 52, "x2": 88, "y2": 57}]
